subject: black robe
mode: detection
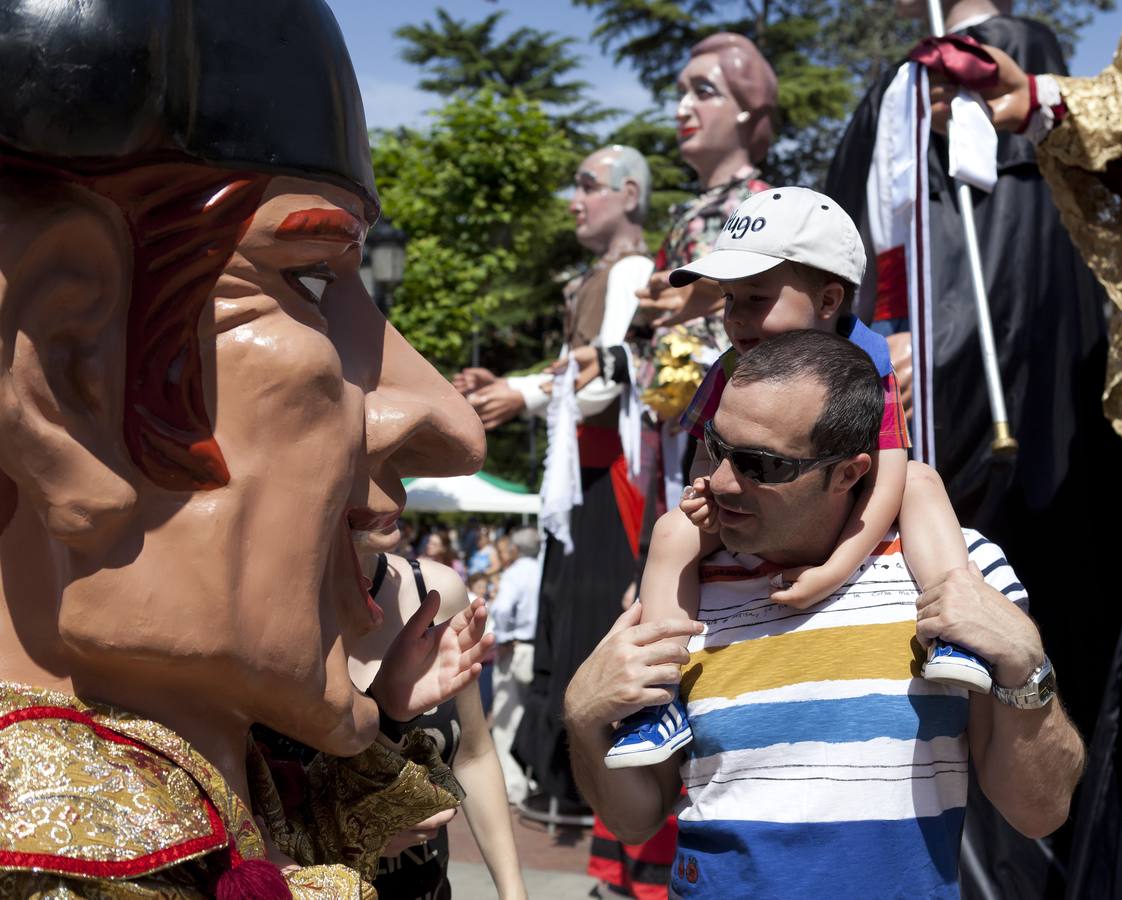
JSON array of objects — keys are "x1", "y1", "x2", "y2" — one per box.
[{"x1": 828, "y1": 15, "x2": 1122, "y2": 900}]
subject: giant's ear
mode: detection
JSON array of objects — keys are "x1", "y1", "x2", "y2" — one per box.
[
  {"x1": 622, "y1": 178, "x2": 641, "y2": 220},
  {"x1": 0, "y1": 179, "x2": 137, "y2": 550}
]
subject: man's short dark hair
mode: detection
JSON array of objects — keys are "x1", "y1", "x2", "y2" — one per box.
[{"x1": 730, "y1": 330, "x2": 883, "y2": 458}]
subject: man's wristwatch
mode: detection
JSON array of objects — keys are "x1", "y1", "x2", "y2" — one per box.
[{"x1": 991, "y1": 655, "x2": 1056, "y2": 709}]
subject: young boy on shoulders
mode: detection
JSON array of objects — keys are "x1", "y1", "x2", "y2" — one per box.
[{"x1": 606, "y1": 186, "x2": 989, "y2": 768}]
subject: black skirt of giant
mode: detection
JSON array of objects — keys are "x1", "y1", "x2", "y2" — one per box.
[
  {"x1": 828, "y1": 16, "x2": 1122, "y2": 899},
  {"x1": 513, "y1": 464, "x2": 637, "y2": 805}
]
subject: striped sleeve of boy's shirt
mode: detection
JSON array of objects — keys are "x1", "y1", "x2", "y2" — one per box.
[{"x1": 669, "y1": 530, "x2": 1025, "y2": 900}]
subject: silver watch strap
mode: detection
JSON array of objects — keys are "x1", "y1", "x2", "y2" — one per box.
[{"x1": 991, "y1": 656, "x2": 1055, "y2": 710}]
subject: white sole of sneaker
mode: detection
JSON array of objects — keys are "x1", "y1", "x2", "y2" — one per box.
[
  {"x1": 603, "y1": 728, "x2": 694, "y2": 769},
  {"x1": 923, "y1": 659, "x2": 993, "y2": 693}
]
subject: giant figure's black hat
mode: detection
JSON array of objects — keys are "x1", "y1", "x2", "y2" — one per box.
[{"x1": 0, "y1": 0, "x2": 378, "y2": 216}]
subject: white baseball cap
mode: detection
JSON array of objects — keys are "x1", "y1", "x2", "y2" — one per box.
[{"x1": 668, "y1": 186, "x2": 866, "y2": 288}]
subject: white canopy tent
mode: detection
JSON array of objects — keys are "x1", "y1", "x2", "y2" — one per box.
[{"x1": 403, "y1": 472, "x2": 540, "y2": 515}]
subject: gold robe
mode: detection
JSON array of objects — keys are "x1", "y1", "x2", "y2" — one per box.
[
  {"x1": 0, "y1": 682, "x2": 461, "y2": 898},
  {"x1": 1034, "y1": 39, "x2": 1122, "y2": 434}
]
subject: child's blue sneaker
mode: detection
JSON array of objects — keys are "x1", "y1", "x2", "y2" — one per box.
[
  {"x1": 922, "y1": 640, "x2": 993, "y2": 693},
  {"x1": 604, "y1": 697, "x2": 693, "y2": 769}
]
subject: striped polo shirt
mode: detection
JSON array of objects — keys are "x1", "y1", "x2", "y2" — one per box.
[{"x1": 671, "y1": 530, "x2": 1027, "y2": 899}]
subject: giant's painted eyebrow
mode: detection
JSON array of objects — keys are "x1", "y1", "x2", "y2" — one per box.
[{"x1": 275, "y1": 208, "x2": 366, "y2": 246}]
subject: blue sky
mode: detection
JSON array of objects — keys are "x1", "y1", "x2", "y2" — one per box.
[{"x1": 326, "y1": 1, "x2": 1121, "y2": 131}]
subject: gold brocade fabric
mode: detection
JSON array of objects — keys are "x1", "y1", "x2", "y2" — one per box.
[
  {"x1": 0, "y1": 682, "x2": 397, "y2": 898},
  {"x1": 251, "y1": 729, "x2": 464, "y2": 884},
  {"x1": 640, "y1": 328, "x2": 707, "y2": 422},
  {"x1": 1036, "y1": 38, "x2": 1122, "y2": 434}
]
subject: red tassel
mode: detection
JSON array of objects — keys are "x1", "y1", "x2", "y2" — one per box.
[{"x1": 215, "y1": 858, "x2": 292, "y2": 900}]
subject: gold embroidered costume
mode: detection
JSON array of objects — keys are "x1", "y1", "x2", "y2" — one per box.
[
  {"x1": 0, "y1": 683, "x2": 461, "y2": 898},
  {"x1": 1033, "y1": 39, "x2": 1122, "y2": 434}
]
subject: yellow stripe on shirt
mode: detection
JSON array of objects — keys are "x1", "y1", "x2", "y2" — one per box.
[{"x1": 683, "y1": 620, "x2": 925, "y2": 702}]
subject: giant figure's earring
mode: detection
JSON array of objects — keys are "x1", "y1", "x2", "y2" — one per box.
[{"x1": 736, "y1": 110, "x2": 752, "y2": 124}]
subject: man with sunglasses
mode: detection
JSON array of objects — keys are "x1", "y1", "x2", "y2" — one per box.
[{"x1": 565, "y1": 329, "x2": 1083, "y2": 899}]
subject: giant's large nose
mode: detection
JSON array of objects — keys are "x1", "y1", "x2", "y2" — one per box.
[{"x1": 365, "y1": 320, "x2": 486, "y2": 478}]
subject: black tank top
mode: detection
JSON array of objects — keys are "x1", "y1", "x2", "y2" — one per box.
[{"x1": 373, "y1": 557, "x2": 462, "y2": 900}]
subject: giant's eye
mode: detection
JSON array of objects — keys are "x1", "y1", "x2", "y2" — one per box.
[{"x1": 283, "y1": 262, "x2": 337, "y2": 306}]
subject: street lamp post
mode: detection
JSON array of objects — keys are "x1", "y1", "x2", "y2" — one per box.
[{"x1": 360, "y1": 217, "x2": 407, "y2": 314}]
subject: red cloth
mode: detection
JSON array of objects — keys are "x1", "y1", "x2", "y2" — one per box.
[
  {"x1": 577, "y1": 425, "x2": 645, "y2": 559},
  {"x1": 588, "y1": 814, "x2": 678, "y2": 900},
  {"x1": 874, "y1": 246, "x2": 908, "y2": 322},
  {"x1": 609, "y1": 455, "x2": 644, "y2": 559},
  {"x1": 907, "y1": 34, "x2": 999, "y2": 90},
  {"x1": 577, "y1": 424, "x2": 624, "y2": 469}
]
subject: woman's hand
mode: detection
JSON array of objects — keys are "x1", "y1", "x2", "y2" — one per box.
[{"x1": 371, "y1": 592, "x2": 494, "y2": 721}]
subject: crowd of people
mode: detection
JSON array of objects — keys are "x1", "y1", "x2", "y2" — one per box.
[{"x1": 0, "y1": 0, "x2": 1119, "y2": 899}]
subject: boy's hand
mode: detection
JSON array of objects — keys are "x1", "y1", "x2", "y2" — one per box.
[
  {"x1": 680, "y1": 477, "x2": 718, "y2": 533},
  {"x1": 770, "y1": 564, "x2": 844, "y2": 610}
]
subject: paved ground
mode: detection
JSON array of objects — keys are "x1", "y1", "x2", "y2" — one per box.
[{"x1": 446, "y1": 804, "x2": 599, "y2": 898}]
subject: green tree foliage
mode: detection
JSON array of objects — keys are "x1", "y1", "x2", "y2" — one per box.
[
  {"x1": 371, "y1": 91, "x2": 580, "y2": 483},
  {"x1": 396, "y1": 7, "x2": 615, "y2": 142},
  {"x1": 573, "y1": 0, "x2": 1114, "y2": 184},
  {"x1": 372, "y1": 90, "x2": 579, "y2": 369}
]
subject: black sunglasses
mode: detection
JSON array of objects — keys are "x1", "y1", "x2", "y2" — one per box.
[{"x1": 703, "y1": 420, "x2": 847, "y2": 485}]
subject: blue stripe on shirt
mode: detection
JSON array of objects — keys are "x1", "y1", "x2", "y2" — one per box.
[
  {"x1": 671, "y1": 810, "x2": 965, "y2": 899},
  {"x1": 691, "y1": 694, "x2": 970, "y2": 757}
]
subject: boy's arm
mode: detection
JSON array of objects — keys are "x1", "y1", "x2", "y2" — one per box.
[
  {"x1": 771, "y1": 447, "x2": 907, "y2": 608},
  {"x1": 897, "y1": 460, "x2": 968, "y2": 589},
  {"x1": 638, "y1": 507, "x2": 720, "y2": 625}
]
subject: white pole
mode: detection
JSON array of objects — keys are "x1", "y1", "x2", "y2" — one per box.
[{"x1": 924, "y1": 0, "x2": 1018, "y2": 457}]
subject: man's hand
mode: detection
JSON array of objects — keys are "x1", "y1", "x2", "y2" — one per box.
[
  {"x1": 467, "y1": 380, "x2": 526, "y2": 430},
  {"x1": 452, "y1": 367, "x2": 498, "y2": 396},
  {"x1": 915, "y1": 563, "x2": 1043, "y2": 689},
  {"x1": 886, "y1": 331, "x2": 913, "y2": 420},
  {"x1": 382, "y1": 809, "x2": 458, "y2": 857},
  {"x1": 371, "y1": 592, "x2": 494, "y2": 721},
  {"x1": 929, "y1": 44, "x2": 1031, "y2": 135},
  {"x1": 546, "y1": 345, "x2": 602, "y2": 391},
  {"x1": 635, "y1": 271, "x2": 724, "y2": 328},
  {"x1": 564, "y1": 602, "x2": 702, "y2": 732}
]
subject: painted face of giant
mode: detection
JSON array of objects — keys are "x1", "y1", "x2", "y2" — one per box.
[
  {"x1": 675, "y1": 51, "x2": 745, "y2": 173},
  {"x1": 569, "y1": 148, "x2": 641, "y2": 254},
  {"x1": 0, "y1": 170, "x2": 484, "y2": 756}
]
